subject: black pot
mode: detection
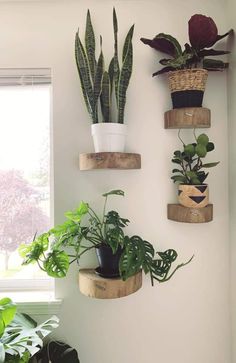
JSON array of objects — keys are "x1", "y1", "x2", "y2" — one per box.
[
  {"x1": 95, "y1": 244, "x2": 123, "y2": 278},
  {"x1": 171, "y1": 90, "x2": 204, "y2": 108}
]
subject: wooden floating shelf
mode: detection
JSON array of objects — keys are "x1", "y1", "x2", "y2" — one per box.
[
  {"x1": 78, "y1": 269, "x2": 142, "y2": 299},
  {"x1": 164, "y1": 107, "x2": 211, "y2": 129},
  {"x1": 167, "y1": 203, "x2": 213, "y2": 223},
  {"x1": 79, "y1": 152, "x2": 141, "y2": 170}
]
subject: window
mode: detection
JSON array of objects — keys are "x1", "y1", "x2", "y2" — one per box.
[{"x1": 0, "y1": 68, "x2": 53, "y2": 293}]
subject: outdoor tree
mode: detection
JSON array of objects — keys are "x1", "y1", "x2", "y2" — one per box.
[{"x1": 0, "y1": 169, "x2": 49, "y2": 270}]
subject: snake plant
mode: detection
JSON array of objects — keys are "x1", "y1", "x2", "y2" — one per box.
[{"x1": 75, "y1": 8, "x2": 134, "y2": 124}]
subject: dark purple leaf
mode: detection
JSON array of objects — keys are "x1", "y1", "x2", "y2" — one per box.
[
  {"x1": 188, "y1": 14, "x2": 218, "y2": 50},
  {"x1": 141, "y1": 35, "x2": 179, "y2": 57},
  {"x1": 211, "y1": 29, "x2": 234, "y2": 46},
  {"x1": 198, "y1": 49, "x2": 230, "y2": 57},
  {"x1": 152, "y1": 66, "x2": 175, "y2": 77}
]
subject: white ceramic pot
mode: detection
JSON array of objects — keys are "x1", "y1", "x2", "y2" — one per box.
[{"x1": 91, "y1": 123, "x2": 127, "y2": 152}]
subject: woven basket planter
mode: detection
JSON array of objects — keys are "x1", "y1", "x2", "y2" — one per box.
[
  {"x1": 167, "y1": 69, "x2": 208, "y2": 109},
  {"x1": 178, "y1": 184, "x2": 209, "y2": 209}
]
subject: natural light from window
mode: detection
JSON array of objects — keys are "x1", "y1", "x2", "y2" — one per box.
[{"x1": 0, "y1": 69, "x2": 52, "y2": 290}]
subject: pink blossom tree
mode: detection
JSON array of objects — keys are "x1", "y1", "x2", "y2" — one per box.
[{"x1": 0, "y1": 170, "x2": 49, "y2": 270}]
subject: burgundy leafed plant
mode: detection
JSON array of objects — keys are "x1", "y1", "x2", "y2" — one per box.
[{"x1": 140, "y1": 13, "x2": 233, "y2": 76}]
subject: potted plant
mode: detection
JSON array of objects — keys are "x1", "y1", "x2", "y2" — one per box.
[
  {"x1": 75, "y1": 9, "x2": 134, "y2": 152},
  {"x1": 141, "y1": 14, "x2": 232, "y2": 108},
  {"x1": 19, "y1": 190, "x2": 193, "y2": 285},
  {"x1": 32, "y1": 340, "x2": 80, "y2": 363},
  {"x1": 171, "y1": 131, "x2": 219, "y2": 208},
  {"x1": 0, "y1": 297, "x2": 59, "y2": 363}
]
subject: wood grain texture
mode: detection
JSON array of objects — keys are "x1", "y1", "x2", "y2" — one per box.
[
  {"x1": 167, "y1": 203, "x2": 213, "y2": 223},
  {"x1": 79, "y1": 152, "x2": 141, "y2": 170},
  {"x1": 164, "y1": 107, "x2": 211, "y2": 129},
  {"x1": 78, "y1": 269, "x2": 142, "y2": 299}
]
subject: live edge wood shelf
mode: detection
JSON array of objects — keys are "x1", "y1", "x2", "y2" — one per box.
[
  {"x1": 79, "y1": 152, "x2": 141, "y2": 170},
  {"x1": 78, "y1": 269, "x2": 142, "y2": 299},
  {"x1": 167, "y1": 204, "x2": 213, "y2": 223},
  {"x1": 164, "y1": 107, "x2": 211, "y2": 129}
]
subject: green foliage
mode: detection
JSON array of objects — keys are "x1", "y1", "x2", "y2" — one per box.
[
  {"x1": 171, "y1": 131, "x2": 219, "y2": 185},
  {"x1": 20, "y1": 191, "x2": 193, "y2": 285},
  {"x1": 140, "y1": 14, "x2": 232, "y2": 76},
  {"x1": 0, "y1": 298, "x2": 58, "y2": 363},
  {"x1": 75, "y1": 8, "x2": 134, "y2": 124},
  {"x1": 119, "y1": 237, "x2": 193, "y2": 284}
]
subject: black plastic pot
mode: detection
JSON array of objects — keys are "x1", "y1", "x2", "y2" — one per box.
[
  {"x1": 95, "y1": 244, "x2": 123, "y2": 278},
  {"x1": 171, "y1": 90, "x2": 204, "y2": 108}
]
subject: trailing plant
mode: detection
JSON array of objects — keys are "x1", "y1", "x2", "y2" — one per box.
[
  {"x1": 19, "y1": 190, "x2": 193, "y2": 285},
  {"x1": 75, "y1": 8, "x2": 134, "y2": 124},
  {"x1": 171, "y1": 130, "x2": 219, "y2": 185},
  {"x1": 0, "y1": 297, "x2": 59, "y2": 363},
  {"x1": 140, "y1": 14, "x2": 233, "y2": 76}
]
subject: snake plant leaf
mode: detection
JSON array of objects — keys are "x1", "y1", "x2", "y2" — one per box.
[
  {"x1": 85, "y1": 9, "x2": 96, "y2": 81},
  {"x1": 75, "y1": 32, "x2": 95, "y2": 123},
  {"x1": 113, "y1": 7, "x2": 120, "y2": 106},
  {"x1": 94, "y1": 49, "x2": 104, "y2": 111},
  {"x1": 102, "y1": 189, "x2": 124, "y2": 197},
  {"x1": 108, "y1": 57, "x2": 115, "y2": 95},
  {"x1": 43, "y1": 251, "x2": 69, "y2": 278},
  {"x1": 75, "y1": 32, "x2": 92, "y2": 118},
  {"x1": 122, "y1": 24, "x2": 134, "y2": 62},
  {"x1": 101, "y1": 71, "x2": 111, "y2": 122},
  {"x1": 141, "y1": 33, "x2": 182, "y2": 57},
  {"x1": 118, "y1": 41, "x2": 133, "y2": 123}
]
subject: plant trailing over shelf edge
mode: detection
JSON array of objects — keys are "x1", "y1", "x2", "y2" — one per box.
[
  {"x1": 0, "y1": 297, "x2": 59, "y2": 363},
  {"x1": 75, "y1": 8, "x2": 134, "y2": 123},
  {"x1": 140, "y1": 13, "x2": 233, "y2": 76},
  {"x1": 19, "y1": 190, "x2": 193, "y2": 285},
  {"x1": 171, "y1": 130, "x2": 219, "y2": 185}
]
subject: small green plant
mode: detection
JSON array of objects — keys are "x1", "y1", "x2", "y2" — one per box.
[
  {"x1": 171, "y1": 131, "x2": 219, "y2": 185},
  {"x1": 75, "y1": 8, "x2": 134, "y2": 124},
  {"x1": 140, "y1": 14, "x2": 232, "y2": 76},
  {"x1": 0, "y1": 297, "x2": 59, "y2": 363},
  {"x1": 19, "y1": 190, "x2": 193, "y2": 285}
]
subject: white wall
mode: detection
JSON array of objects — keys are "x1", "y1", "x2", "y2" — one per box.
[
  {"x1": 227, "y1": 0, "x2": 236, "y2": 361},
  {"x1": 0, "y1": 1, "x2": 231, "y2": 362}
]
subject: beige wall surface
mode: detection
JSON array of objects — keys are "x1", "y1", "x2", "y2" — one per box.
[
  {"x1": 227, "y1": 0, "x2": 236, "y2": 362},
  {"x1": 0, "y1": 1, "x2": 231, "y2": 362}
]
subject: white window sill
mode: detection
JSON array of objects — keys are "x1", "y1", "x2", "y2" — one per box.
[{"x1": 2, "y1": 291, "x2": 62, "y2": 315}]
